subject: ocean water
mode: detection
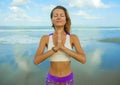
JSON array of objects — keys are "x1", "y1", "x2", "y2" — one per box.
[{"x1": 0, "y1": 26, "x2": 120, "y2": 85}]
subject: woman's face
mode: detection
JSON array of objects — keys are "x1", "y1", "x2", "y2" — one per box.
[{"x1": 52, "y1": 8, "x2": 66, "y2": 27}]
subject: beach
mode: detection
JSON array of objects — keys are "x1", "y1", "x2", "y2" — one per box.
[
  {"x1": 98, "y1": 38, "x2": 120, "y2": 43},
  {"x1": 0, "y1": 26, "x2": 120, "y2": 85}
]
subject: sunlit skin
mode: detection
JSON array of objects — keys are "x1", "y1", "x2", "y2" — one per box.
[
  {"x1": 52, "y1": 9, "x2": 66, "y2": 29},
  {"x1": 34, "y1": 8, "x2": 86, "y2": 77},
  {"x1": 51, "y1": 9, "x2": 67, "y2": 49}
]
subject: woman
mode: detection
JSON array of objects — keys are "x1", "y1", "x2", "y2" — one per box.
[{"x1": 34, "y1": 6, "x2": 86, "y2": 85}]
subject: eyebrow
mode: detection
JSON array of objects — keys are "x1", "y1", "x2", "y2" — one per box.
[{"x1": 53, "y1": 13, "x2": 65, "y2": 15}]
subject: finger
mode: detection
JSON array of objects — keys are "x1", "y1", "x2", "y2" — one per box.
[{"x1": 58, "y1": 40, "x2": 61, "y2": 42}]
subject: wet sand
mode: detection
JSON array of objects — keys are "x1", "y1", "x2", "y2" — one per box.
[{"x1": 98, "y1": 38, "x2": 120, "y2": 43}]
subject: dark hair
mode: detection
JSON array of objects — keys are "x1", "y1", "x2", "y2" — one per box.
[{"x1": 50, "y1": 6, "x2": 71, "y2": 34}]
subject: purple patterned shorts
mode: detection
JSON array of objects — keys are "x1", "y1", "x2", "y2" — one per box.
[{"x1": 46, "y1": 72, "x2": 74, "y2": 85}]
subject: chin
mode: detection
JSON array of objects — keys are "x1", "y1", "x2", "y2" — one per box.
[{"x1": 55, "y1": 24, "x2": 65, "y2": 27}]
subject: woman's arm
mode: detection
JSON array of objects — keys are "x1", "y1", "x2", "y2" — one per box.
[
  {"x1": 34, "y1": 35, "x2": 57, "y2": 65},
  {"x1": 60, "y1": 34, "x2": 86, "y2": 64}
]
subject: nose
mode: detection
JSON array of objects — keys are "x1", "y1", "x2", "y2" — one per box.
[
  {"x1": 56, "y1": 16, "x2": 61, "y2": 20},
  {"x1": 57, "y1": 17, "x2": 61, "y2": 20}
]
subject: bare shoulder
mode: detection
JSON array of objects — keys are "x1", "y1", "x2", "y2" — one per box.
[
  {"x1": 70, "y1": 34, "x2": 80, "y2": 45},
  {"x1": 40, "y1": 35, "x2": 49, "y2": 45},
  {"x1": 70, "y1": 34, "x2": 79, "y2": 40},
  {"x1": 41, "y1": 35, "x2": 49, "y2": 40}
]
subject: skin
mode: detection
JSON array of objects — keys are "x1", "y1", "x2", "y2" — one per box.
[{"x1": 34, "y1": 8, "x2": 86, "y2": 77}]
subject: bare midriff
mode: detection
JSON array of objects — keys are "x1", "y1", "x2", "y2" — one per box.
[{"x1": 48, "y1": 61, "x2": 72, "y2": 77}]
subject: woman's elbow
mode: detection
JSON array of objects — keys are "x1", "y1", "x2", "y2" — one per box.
[
  {"x1": 81, "y1": 57, "x2": 86, "y2": 64},
  {"x1": 34, "y1": 59, "x2": 39, "y2": 65},
  {"x1": 82, "y1": 59, "x2": 86, "y2": 64}
]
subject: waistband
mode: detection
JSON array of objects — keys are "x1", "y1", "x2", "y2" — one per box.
[{"x1": 46, "y1": 72, "x2": 74, "y2": 82}]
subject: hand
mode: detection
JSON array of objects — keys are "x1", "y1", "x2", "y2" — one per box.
[
  {"x1": 57, "y1": 31, "x2": 67, "y2": 51},
  {"x1": 54, "y1": 30, "x2": 65, "y2": 51},
  {"x1": 53, "y1": 31, "x2": 61, "y2": 51},
  {"x1": 57, "y1": 30, "x2": 62, "y2": 43},
  {"x1": 57, "y1": 30, "x2": 63, "y2": 49}
]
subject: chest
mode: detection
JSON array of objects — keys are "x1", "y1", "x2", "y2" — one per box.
[{"x1": 47, "y1": 35, "x2": 72, "y2": 50}]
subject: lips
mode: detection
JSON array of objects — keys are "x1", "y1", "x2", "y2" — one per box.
[{"x1": 56, "y1": 21, "x2": 62, "y2": 22}]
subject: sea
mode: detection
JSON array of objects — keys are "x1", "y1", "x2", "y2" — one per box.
[{"x1": 0, "y1": 26, "x2": 120, "y2": 85}]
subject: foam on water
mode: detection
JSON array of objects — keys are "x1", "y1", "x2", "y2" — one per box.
[{"x1": 0, "y1": 35, "x2": 40, "y2": 44}]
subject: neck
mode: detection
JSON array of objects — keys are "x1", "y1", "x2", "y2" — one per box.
[{"x1": 54, "y1": 26, "x2": 66, "y2": 34}]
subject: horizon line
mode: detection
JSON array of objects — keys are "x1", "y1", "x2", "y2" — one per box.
[{"x1": 0, "y1": 25, "x2": 120, "y2": 28}]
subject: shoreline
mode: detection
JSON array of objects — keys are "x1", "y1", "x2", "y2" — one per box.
[{"x1": 98, "y1": 38, "x2": 120, "y2": 43}]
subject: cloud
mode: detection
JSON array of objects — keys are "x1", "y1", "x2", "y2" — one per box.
[
  {"x1": 92, "y1": 0, "x2": 110, "y2": 8},
  {"x1": 59, "y1": 0, "x2": 110, "y2": 8},
  {"x1": 12, "y1": 0, "x2": 30, "y2": 6},
  {"x1": 3, "y1": 6, "x2": 41, "y2": 25},
  {"x1": 41, "y1": 4, "x2": 56, "y2": 11},
  {"x1": 13, "y1": 44, "x2": 38, "y2": 72},
  {"x1": 86, "y1": 49, "x2": 103, "y2": 74},
  {"x1": 73, "y1": 10, "x2": 100, "y2": 19},
  {"x1": 10, "y1": 6, "x2": 25, "y2": 13},
  {"x1": 91, "y1": 49, "x2": 103, "y2": 66}
]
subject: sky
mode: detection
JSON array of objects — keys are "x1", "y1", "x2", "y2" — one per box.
[{"x1": 0, "y1": 0, "x2": 120, "y2": 26}]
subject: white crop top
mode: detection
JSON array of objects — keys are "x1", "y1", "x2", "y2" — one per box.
[{"x1": 48, "y1": 33, "x2": 72, "y2": 61}]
